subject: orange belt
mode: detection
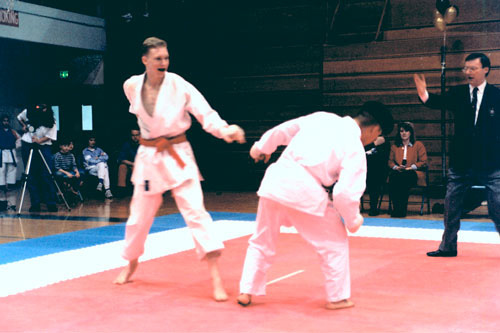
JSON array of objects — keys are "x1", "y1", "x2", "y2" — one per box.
[{"x1": 139, "y1": 134, "x2": 187, "y2": 168}]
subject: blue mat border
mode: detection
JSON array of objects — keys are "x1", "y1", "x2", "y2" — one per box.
[
  {"x1": 0, "y1": 213, "x2": 125, "y2": 222},
  {"x1": 0, "y1": 212, "x2": 495, "y2": 265}
]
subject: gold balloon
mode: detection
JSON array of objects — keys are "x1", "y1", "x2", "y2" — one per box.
[
  {"x1": 434, "y1": 14, "x2": 446, "y2": 31},
  {"x1": 444, "y1": 6, "x2": 458, "y2": 23}
]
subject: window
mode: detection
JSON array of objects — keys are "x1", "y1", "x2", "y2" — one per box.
[
  {"x1": 82, "y1": 105, "x2": 93, "y2": 130},
  {"x1": 51, "y1": 105, "x2": 60, "y2": 131}
]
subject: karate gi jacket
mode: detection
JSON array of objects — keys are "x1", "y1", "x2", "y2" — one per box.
[
  {"x1": 254, "y1": 112, "x2": 366, "y2": 227},
  {"x1": 123, "y1": 72, "x2": 229, "y2": 194}
]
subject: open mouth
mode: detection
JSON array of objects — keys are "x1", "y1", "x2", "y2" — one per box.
[{"x1": 158, "y1": 68, "x2": 166, "y2": 72}]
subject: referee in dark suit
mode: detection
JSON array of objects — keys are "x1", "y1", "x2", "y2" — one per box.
[{"x1": 414, "y1": 53, "x2": 500, "y2": 257}]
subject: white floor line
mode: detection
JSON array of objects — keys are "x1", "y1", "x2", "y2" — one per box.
[
  {"x1": 280, "y1": 225, "x2": 500, "y2": 244},
  {"x1": 351, "y1": 226, "x2": 500, "y2": 244},
  {"x1": 267, "y1": 270, "x2": 305, "y2": 285}
]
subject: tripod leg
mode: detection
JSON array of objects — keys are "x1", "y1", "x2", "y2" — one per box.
[
  {"x1": 37, "y1": 149, "x2": 71, "y2": 211},
  {"x1": 17, "y1": 149, "x2": 34, "y2": 215}
]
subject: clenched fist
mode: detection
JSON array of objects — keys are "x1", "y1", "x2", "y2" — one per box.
[{"x1": 221, "y1": 125, "x2": 246, "y2": 144}]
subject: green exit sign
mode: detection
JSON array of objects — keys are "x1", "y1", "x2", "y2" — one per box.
[{"x1": 59, "y1": 70, "x2": 69, "y2": 79}]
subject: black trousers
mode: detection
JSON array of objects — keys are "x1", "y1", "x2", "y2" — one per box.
[
  {"x1": 366, "y1": 165, "x2": 387, "y2": 211},
  {"x1": 388, "y1": 170, "x2": 418, "y2": 216}
]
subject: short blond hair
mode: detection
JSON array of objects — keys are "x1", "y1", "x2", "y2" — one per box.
[{"x1": 142, "y1": 37, "x2": 167, "y2": 55}]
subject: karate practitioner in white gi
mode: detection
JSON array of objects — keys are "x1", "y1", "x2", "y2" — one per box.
[
  {"x1": 114, "y1": 37, "x2": 245, "y2": 302},
  {"x1": 237, "y1": 102, "x2": 393, "y2": 309}
]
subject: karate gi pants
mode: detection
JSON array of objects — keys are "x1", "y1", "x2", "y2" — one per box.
[
  {"x1": 239, "y1": 197, "x2": 350, "y2": 302},
  {"x1": 122, "y1": 178, "x2": 224, "y2": 261}
]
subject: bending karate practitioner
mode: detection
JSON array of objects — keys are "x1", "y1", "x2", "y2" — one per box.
[
  {"x1": 114, "y1": 37, "x2": 245, "y2": 302},
  {"x1": 237, "y1": 102, "x2": 393, "y2": 309}
]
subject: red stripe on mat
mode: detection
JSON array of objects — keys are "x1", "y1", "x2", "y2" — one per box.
[{"x1": 1, "y1": 235, "x2": 499, "y2": 332}]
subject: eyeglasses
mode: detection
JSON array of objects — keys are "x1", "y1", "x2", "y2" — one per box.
[{"x1": 462, "y1": 66, "x2": 481, "y2": 73}]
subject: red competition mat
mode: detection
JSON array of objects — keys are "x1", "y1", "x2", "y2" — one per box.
[{"x1": 1, "y1": 234, "x2": 499, "y2": 332}]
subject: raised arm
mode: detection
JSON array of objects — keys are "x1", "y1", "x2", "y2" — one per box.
[
  {"x1": 413, "y1": 73, "x2": 429, "y2": 103},
  {"x1": 413, "y1": 73, "x2": 461, "y2": 112}
]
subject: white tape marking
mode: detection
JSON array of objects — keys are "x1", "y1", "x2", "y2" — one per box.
[{"x1": 267, "y1": 270, "x2": 305, "y2": 285}]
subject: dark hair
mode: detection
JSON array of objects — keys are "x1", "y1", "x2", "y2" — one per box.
[
  {"x1": 355, "y1": 101, "x2": 394, "y2": 135},
  {"x1": 465, "y1": 53, "x2": 491, "y2": 76},
  {"x1": 395, "y1": 121, "x2": 416, "y2": 146},
  {"x1": 58, "y1": 138, "x2": 71, "y2": 146},
  {"x1": 1, "y1": 114, "x2": 9, "y2": 121},
  {"x1": 142, "y1": 37, "x2": 167, "y2": 56},
  {"x1": 26, "y1": 103, "x2": 55, "y2": 129}
]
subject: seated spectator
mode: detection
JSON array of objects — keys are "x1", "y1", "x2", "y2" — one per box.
[
  {"x1": 67, "y1": 139, "x2": 86, "y2": 177},
  {"x1": 0, "y1": 114, "x2": 21, "y2": 211},
  {"x1": 82, "y1": 134, "x2": 113, "y2": 199},
  {"x1": 54, "y1": 138, "x2": 81, "y2": 199},
  {"x1": 116, "y1": 127, "x2": 140, "y2": 197},
  {"x1": 388, "y1": 122, "x2": 427, "y2": 217},
  {"x1": 365, "y1": 135, "x2": 391, "y2": 216}
]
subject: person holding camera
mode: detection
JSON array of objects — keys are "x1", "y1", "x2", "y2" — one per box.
[{"x1": 17, "y1": 103, "x2": 58, "y2": 212}]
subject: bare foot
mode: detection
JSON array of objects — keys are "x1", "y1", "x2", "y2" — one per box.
[
  {"x1": 113, "y1": 259, "x2": 138, "y2": 284},
  {"x1": 212, "y1": 277, "x2": 228, "y2": 302},
  {"x1": 206, "y1": 251, "x2": 227, "y2": 302},
  {"x1": 236, "y1": 293, "x2": 252, "y2": 306},
  {"x1": 325, "y1": 299, "x2": 354, "y2": 310}
]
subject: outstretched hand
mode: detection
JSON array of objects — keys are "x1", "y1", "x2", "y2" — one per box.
[
  {"x1": 413, "y1": 73, "x2": 427, "y2": 101},
  {"x1": 221, "y1": 125, "x2": 246, "y2": 144},
  {"x1": 250, "y1": 145, "x2": 271, "y2": 163}
]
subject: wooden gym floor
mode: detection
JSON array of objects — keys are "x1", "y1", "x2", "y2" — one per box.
[{"x1": 0, "y1": 189, "x2": 492, "y2": 246}]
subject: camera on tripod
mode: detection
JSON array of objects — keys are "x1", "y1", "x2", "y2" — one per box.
[{"x1": 24, "y1": 121, "x2": 35, "y2": 134}]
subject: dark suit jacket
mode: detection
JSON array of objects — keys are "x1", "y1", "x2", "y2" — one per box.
[{"x1": 425, "y1": 83, "x2": 500, "y2": 171}]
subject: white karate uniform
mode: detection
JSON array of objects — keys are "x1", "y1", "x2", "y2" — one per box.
[
  {"x1": 122, "y1": 72, "x2": 229, "y2": 260},
  {"x1": 239, "y1": 112, "x2": 367, "y2": 302},
  {"x1": 0, "y1": 149, "x2": 17, "y2": 186}
]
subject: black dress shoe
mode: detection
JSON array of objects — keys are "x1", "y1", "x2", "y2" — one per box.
[
  {"x1": 368, "y1": 209, "x2": 379, "y2": 216},
  {"x1": 47, "y1": 204, "x2": 58, "y2": 212},
  {"x1": 426, "y1": 249, "x2": 457, "y2": 257}
]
